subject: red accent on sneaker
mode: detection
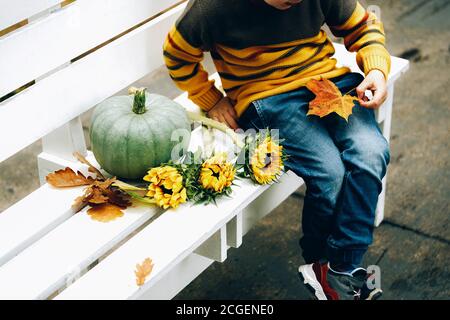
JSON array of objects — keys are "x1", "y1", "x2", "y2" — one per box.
[{"x1": 312, "y1": 262, "x2": 340, "y2": 300}]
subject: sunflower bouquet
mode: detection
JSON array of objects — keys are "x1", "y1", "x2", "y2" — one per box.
[
  {"x1": 237, "y1": 130, "x2": 287, "y2": 185},
  {"x1": 119, "y1": 151, "x2": 236, "y2": 209},
  {"x1": 187, "y1": 152, "x2": 236, "y2": 205}
]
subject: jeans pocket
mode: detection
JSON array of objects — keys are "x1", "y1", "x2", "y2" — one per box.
[
  {"x1": 253, "y1": 100, "x2": 269, "y2": 127},
  {"x1": 238, "y1": 101, "x2": 267, "y2": 130}
]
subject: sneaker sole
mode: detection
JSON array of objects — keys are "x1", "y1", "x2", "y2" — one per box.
[
  {"x1": 365, "y1": 288, "x2": 383, "y2": 300},
  {"x1": 298, "y1": 264, "x2": 327, "y2": 300}
]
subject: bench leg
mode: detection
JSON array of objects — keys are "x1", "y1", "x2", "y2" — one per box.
[
  {"x1": 194, "y1": 226, "x2": 228, "y2": 263},
  {"x1": 37, "y1": 116, "x2": 87, "y2": 185},
  {"x1": 227, "y1": 212, "x2": 243, "y2": 248},
  {"x1": 374, "y1": 85, "x2": 394, "y2": 227}
]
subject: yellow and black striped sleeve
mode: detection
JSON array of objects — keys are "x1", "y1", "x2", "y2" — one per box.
[
  {"x1": 325, "y1": 1, "x2": 391, "y2": 79},
  {"x1": 163, "y1": 26, "x2": 223, "y2": 111}
]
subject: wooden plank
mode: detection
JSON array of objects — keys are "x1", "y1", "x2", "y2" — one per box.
[
  {"x1": 134, "y1": 253, "x2": 213, "y2": 300},
  {"x1": 0, "y1": 184, "x2": 84, "y2": 268},
  {"x1": 0, "y1": 2, "x2": 187, "y2": 163},
  {"x1": 0, "y1": 0, "x2": 61, "y2": 31},
  {"x1": 0, "y1": 204, "x2": 160, "y2": 299},
  {"x1": 0, "y1": 0, "x2": 182, "y2": 97}
]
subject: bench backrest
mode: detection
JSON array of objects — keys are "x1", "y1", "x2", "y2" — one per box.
[{"x1": 0, "y1": 0, "x2": 187, "y2": 164}]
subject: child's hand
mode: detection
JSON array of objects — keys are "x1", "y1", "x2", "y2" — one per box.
[
  {"x1": 207, "y1": 97, "x2": 240, "y2": 130},
  {"x1": 356, "y1": 70, "x2": 388, "y2": 109}
]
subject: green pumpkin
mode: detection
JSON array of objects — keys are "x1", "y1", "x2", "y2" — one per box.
[{"x1": 90, "y1": 88, "x2": 191, "y2": 180}]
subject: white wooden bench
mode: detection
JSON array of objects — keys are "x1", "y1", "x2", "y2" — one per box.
[{"x1": 0, "y1": 0, "x2": 409, "y2": 299}]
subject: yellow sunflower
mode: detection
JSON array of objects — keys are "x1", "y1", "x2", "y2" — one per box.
[
  {"x1": 199, "y1": 153, "x2": 235, "y2": 193},
  {"x1": 250, "y1": 137, "x2": 283, "y2": 185},
  {"x1": 143, "y1": 166, "x2": 187, "y2": 209}
]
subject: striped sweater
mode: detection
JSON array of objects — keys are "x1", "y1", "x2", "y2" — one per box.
[{"x1": 163, "y1": 0, "x2": 391, "y2": 117}]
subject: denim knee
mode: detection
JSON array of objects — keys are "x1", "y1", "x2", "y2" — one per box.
[
  {"x1": 348, "y1": 136, "x2": 390, "y2": 180},
  {"x1": 306, "y1": 161, "x2": 346, "y2": 208}
]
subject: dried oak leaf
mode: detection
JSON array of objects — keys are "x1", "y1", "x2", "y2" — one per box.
[
  {"x1": 73, "y1": 152, "x2": 106, "y2": 181},
  {"x1": 306, "y1": 79, "x2": 358, "y2": 121},
  {"x1": 46, "y1": 167, "x2": 95, "y2": 188},
  {"x1": 87, "y1": 186, "x2": 109, "y2": 205},
  {"x1": 72, "y1": 194, "x2": 88, "y2": 213},
  {"x1": 91, "y1": 177, "x2": 116, "y2": 190},
  {"x1": 104, "y1": 187, "x2": 132, "y2": 209},
  {"x1": 71, "y1": 177, "x2": 131, "y2": 215},
  {"x1": 135, "y1": 258, "x2": 154, "y2": 286},
  {"x1": 87, "y1": 203, "x2": 124, "y2": 222}
]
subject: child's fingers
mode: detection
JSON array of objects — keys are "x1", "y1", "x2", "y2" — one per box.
[
  {"x1": 224, "y1": 112, "x2": 239, "y2": 130},
  {"x1": 227, "y1": 105, "x2": 238, "y2": 119},
  {"x1": 360, "y1": 88, "x2": 386, "y2": 109},
  {"x1": 216, "y1": 114, "x2": 230, "y2": 128},
  {"x1": 356, "y1": 82, "x2": 368, "y2": 100}
]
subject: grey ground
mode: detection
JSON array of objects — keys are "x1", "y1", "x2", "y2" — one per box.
[{"x1": 0, "y1": 0, "x2": 449, "y2": 300}]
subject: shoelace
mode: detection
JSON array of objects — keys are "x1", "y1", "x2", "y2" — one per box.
[{"x1": 353, "y1": 289, "x2": 362, "y2": 300}]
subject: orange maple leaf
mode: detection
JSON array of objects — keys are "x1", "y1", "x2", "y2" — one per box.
[
  {"x1": 306, "y1": 79, "x2": 358, "y2": 121},
  {"x1": 135, "y1": 258, "x2": 154, "y2": 286},
  {"x1": 46, "y1": 167, "x2": 95, "y2": 188},
  {"x1": 87, "y1": 203, "x2": 124, "y2": 222}
]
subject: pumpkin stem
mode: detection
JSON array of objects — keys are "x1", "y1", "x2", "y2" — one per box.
[{"x1": 129, "y1": 87, "x2": 147, "y2": 114}]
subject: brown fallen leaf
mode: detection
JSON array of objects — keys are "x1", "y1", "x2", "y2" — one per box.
[
  {"x1": 87, "y1": 186, "x2": 109, "y2": 205},
  {"x1": 104, "y1": 187, "x2": 132, "y2": 209},
  {"x1": 306, "y1": 79, "x2": 358, "y2": 121},
  {"x1": 46, "y1": 167, "x2": 95, "y2": 188},
  {"x1": 87, "y1": 203, "x2": 124, "y2": 222},
  {"x1": 135, "y1": 258, "x2": 154, "y2": 286},
  {"x1": 91, "y1": 177, "x2": 116, "y2": 191},
  {"x1": 72, "y1": 194, "x2": 88, "y2": 213},
  {"x1": 73, "y1": 152, "x2": 106, "y2": 181},
  {"x1": 71, "y1": 178, "x2": 131, "y2": 214}
]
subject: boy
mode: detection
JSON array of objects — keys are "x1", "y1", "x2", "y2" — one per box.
[{"x1": 164, "y1": 0, "x2": 390, "y2": 300}]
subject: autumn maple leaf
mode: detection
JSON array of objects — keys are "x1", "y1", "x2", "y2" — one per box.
[
  {"x1": 306, "y1": 79, "x2": 358, "y2": 121},
  {"x1": 135, "y1": 258, "x2": 154, "y2": 286}
]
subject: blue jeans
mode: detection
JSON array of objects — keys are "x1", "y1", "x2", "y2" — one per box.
[{"x1": 237, "y1": 73, "x2": 390, "y2": 270}]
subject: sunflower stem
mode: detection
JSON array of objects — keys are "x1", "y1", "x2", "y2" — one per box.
[{"x1": 186, "y1": 111, "x2": 244, "y2": 148}]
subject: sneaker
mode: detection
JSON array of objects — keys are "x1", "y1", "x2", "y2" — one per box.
[
  {"x1": 360, "y1": 275, "x2": 383, "y2": 300},
  {"x1": 298, "y1": 262, "x2": 382, "y2": 300}
]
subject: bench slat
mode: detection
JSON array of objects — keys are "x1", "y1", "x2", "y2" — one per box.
[
  {"x1": 0, "y1": 2, "x2": 186, "y2": 163},
  {"x1": 0, "y1": 0, "x2": 181, "y2": 98},
  {"x1": 0, "y1": 184, "x2": 83, "y2": 267},
  {"x1": 0, "y1": 203, "x2": 160, "y2": 299},
  {"x1": 0, "y1": 0, "x2": 60, "y2": 31}
]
